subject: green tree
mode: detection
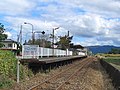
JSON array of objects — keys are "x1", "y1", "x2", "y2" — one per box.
[
  {"x1": 109, "y1": 48, "x2": 120, "y2": 54},
  {"x1": 0, "y1": 23, "x2": 7, "y2": 48},
  {"x1": 57, "y1": 35, "x2": 73, "y2": 50}
]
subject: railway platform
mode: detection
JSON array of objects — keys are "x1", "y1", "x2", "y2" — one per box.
[
  {"x1": 20, "y1": 55, "x2": 87, "y2": 64},
  {"x1": 20, "y1": 55, "x2": 87, "y2": 73}
]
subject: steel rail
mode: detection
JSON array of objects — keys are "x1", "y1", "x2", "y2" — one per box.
[
  {"x1": 28, "y1": 58, "x2": 90, "y2": 90},
  {"x1": 56, "y1": 58, "x2": 92, "y2": 90}
]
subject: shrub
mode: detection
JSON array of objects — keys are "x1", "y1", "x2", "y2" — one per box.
[{"x1": 0, "y1": 50, "x2": 33, "y2": 88}]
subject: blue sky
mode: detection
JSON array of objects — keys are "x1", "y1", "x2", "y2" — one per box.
[{"x1": 0, "y1": 0, "x2": 120, "y2": 46}]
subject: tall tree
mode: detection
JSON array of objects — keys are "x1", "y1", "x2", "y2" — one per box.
[
  {"x1": 57, "y1": 35, "x2": 73, "y2": 50},
  {"x1": 0, "y1": 23, "x2": 7, "y2": 47}
]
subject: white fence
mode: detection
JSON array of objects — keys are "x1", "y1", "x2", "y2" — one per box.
[
  {"x1": 39, "y1": 47, "x2": 72, "y2": 57},
  {"x1": 22, "y1": 45, "x2": 73, "y2": 59}
]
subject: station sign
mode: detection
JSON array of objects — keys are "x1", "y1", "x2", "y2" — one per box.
[{"x1": 22, "y1": 45, "x2": 39, "y2": 59}]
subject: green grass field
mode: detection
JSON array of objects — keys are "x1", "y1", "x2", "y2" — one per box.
[
  {"x1": 104, "y1": 58, "x2": 120, "y2": 65},
  {"x1": 101, "y1": 54, "x2": 120, "y2": 69},
  {"x1": 103, "y1": 54, "x2": 120, "y2": 57}
]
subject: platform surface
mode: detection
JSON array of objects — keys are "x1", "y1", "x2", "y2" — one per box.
[{"x1": 20, "y1": 56, "x2": 87, "y2": 64}]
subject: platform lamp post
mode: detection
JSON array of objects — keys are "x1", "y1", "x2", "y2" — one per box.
[
  {"x1": 24, "y1": 22, "x2": 34, "y2": 44},
  {"x1": 33, "y1": 31, "x2": 45, "y2": 47},
  {"x1": 52, "y1": 27, "x2": 59, "y2": 56}
]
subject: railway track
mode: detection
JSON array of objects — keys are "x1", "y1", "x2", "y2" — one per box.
[{"x1": 28, "y1": 57, "x2": 94, "y2": 90}]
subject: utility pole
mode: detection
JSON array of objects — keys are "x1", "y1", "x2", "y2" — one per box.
[
  {"x1": 52, "y1": 27, "x2": 59, "y2": 56},
  {"x1": 17, "y1": 25, "x2": 23, "y2": 83},
  {"x1": 20, "y1": 25, "x2": 22, "y2": 44},
  {"x1": 33, "y1": 31, "x2": 45, "y2": 47},
  {"x1": 68, "y1": 31, "x2": 69, "y2": 37}
]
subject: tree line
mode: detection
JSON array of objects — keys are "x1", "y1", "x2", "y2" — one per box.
[
  {"x1": 24, "y1": 34, "x2": 73, "y2": 50},
  {"x1": 0, "y1": 23, "x2": 7, "y2": 48},
  {"x1": 108, "y1": 48, "x2": 120, "y2": 54}
]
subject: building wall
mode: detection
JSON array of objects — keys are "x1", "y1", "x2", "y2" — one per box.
[
  {"x1": 77, "y1": 48, "x2": 88, "y2": 56},
  {"x1": 2, "y1": 42, "x2": 17, "y2": 50},
  {"x1": 12, "y1": 43, "x2": 17, "y2": 49},
  {"x1": 78, "y1": 52, "x2": 86, "y2": 56}
]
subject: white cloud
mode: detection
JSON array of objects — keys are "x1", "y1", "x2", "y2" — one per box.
[
  {"x1": 74, "y1": 38, "x2": 114, "y2": 46},
  {"x1": 4, "y1": 32, "x2": 12, "y2": 39},
  {"x1": 3, "y1": 16, "x2": 63, "y2": 41},
  {"x1": 1, "y1": 0, "x2": 120, "y2": 46},
  {"x1": 58, "y1": 0, "x2": 120, "y2": 17},
  {"x1": 61, "y1": 13, "x2": 108, "y2": 37},
  {"x1": 0, "y1": 0, "x2": 35, "y2": 15}
]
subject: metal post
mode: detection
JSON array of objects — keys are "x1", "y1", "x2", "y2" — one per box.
[
  {"x1": 24, "y1": 22, "x2": 34, "y2": 44},
  {"x1": 41, "y1": 47, "x2": 43, "y2": 58},
  {"x1": 20, "y1": 25, "x2": 22, "y2": 44},
  {"x1": 68, "y1": 31, "x2": 69, "y2": 37},
  {"x1": 17, "y1": 58, "x2": 20, "y2": 83},
  {"x1": 52, "y1": 29, "x2": 54, "y2": 56},
  {"x1": 52, "y1": 27, "x2": 59, "y2": 56},
  {"x1": 33, "y1": 31, "x2": 45, "y2": 46},
  {"x1": 16, "y1": 25, "x2": 23, "y2": 83},
  {"x1": 31, "y1": 24, "x2": 34, "y2": 44}
]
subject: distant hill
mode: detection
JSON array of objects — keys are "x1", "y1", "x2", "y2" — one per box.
[{"x1": 87, "y1": 45, "x2": 120, "y2": 54}]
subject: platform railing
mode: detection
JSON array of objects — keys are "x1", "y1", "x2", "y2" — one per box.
[
  {"x1": 39, "y1": 47, "x2": 72, "y2": 57},
  {"x1": 22, "y1": 45, "x2": 73, "y2": 59}
]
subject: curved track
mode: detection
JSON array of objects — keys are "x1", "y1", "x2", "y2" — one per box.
[{"x1": 28, "y1": 57, "x2": 94, "y2": 90}]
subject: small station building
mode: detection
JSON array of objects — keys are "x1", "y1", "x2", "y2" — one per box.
[{"x1": 0, "y1": 39, "x2": 18, "y2": 54}]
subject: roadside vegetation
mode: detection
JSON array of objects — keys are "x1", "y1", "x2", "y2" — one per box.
[
  {"x1": 97, "y1": 53, "x2": 120, "y2": 70},
  {"x1": 0, "y1": 50, "x2": 34, "y2": 89},
  {"x1": 104, "y1": 55, "x2": 120, "y2": 70},
  {"x1": 104, "y1": 57, "x2": 120, "y2": 64},
  {"x1": 108, "y1": 48, "x2": 120, "y2": 54}
]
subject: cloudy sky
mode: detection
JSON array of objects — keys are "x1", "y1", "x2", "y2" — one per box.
[{"x1": 0, "y1": 0, "x2": 120, "y2": 46}]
